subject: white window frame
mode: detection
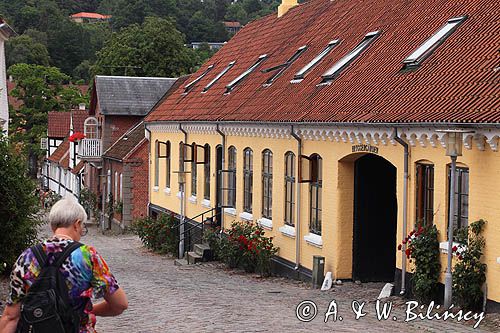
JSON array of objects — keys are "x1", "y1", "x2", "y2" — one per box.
[
  {"x1": 225, "y1": 55, "x2": 267, "y2": 93},
  {"x1": 292, "y1": 40, "x2": 339, "y2": 82},
  {"x1": 183, "y1": 64, "x2": 214, "y2": 93},
  {"x1": 203, "y1": 61, "x2": 236, "y2": 93}
]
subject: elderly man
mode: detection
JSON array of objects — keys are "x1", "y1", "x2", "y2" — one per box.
[{"x1": 0, "y1": 198, "x2": 128, "y2": 333}]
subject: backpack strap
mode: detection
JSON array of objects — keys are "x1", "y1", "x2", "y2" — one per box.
[
  {"x1": 53, "y1": 241, "x2": 82, "y2": 268},
  {"x1": 32, "y1": 244, "x2": 48, "y2": 268}
]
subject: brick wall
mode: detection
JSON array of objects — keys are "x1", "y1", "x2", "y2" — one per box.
[
  {"x1": 102, "y1": 115, "x2": 142, "y2": 151},
  {"x1": 125, "y1": 140, "x2": 149, "y2": 222}
]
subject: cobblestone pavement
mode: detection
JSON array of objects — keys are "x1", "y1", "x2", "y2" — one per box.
[{"x1": 2, "y1": 223, "x2": 499, "y2": 332}]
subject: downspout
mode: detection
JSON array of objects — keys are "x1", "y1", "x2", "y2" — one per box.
[
  {"x1": 145, "y1": 125, "x2": 152, "y2": 216},
  {"x1": 291, "y1": 125, "x2": 302, "y2": 272},
  {"x1": 394, "y1": 128, "x2": 409, "y2": 295},
  {"x1": 216, "y1": 123, "x2": 226, "y2": 231},
  {"x1": 179, "y1": 124, "x2": 188, "y2": 258}
]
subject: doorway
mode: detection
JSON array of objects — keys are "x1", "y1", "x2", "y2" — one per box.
[{"x1": 353, "y1": 154, "x2": 397, "y2": 282}]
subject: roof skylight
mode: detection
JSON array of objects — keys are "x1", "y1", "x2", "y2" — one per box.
[
  {"x1": 292, "y1": 40, "x2": 339, "y2": 83},
  {"x1": 225, "y1": 54, "x2": 267, "y2": 93},
  {"x1": 320, "y1": 31, "x2": 380, "y2": 84},
  {"x1": 202, "y1": 61, "x2": 236, "y2": 93},
  {"x1": 262, "y1": 46, "x2": 308, "y2": 86},
  {"x1": 183, "y1": 65, "x2": 214, "y2": 93},
  {"x1": 403, "y1": 16, "x2": 467, "y2": 69}
]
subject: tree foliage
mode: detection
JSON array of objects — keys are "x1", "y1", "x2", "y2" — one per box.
[
  {"x1": 93, "y1": 17, "x2": 197, "y2": 77},
  {"x1": 0, "y1": 138, "x2": 41, "y2": 276}
]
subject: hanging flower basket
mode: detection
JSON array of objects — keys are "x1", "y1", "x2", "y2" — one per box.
[{"x1": 69, "y1": 132, "x2": 85, "y2": 142}]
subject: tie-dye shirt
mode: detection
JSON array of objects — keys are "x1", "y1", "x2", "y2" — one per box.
[{"x1": 7, "y1": 237, "x2": 119, "y2": 333}]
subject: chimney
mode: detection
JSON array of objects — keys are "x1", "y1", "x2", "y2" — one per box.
[
  {"x1": 278, "y1": 0, "x2": 298, "y2": 18},
  {"x1": 79, "y1": 103, "x2": 86, "y2": 110}
]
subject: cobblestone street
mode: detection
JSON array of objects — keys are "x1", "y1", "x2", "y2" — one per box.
[{"x1": 2, "y1": 223, "x2": 499, "y2": 332}]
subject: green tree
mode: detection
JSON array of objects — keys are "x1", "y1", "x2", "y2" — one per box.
[
  {"x1": 6, "y1": 34, "x2": 51, "y2": 68},
  {"x1": 93, "y1": 17, "x2": 198, "y2": 77},
  {"x1": 0, "y1": 137, "x2": 41, "y2": 276},
  {"x1": 7, "y1": 64, "x2": 83, "y2": 177}
]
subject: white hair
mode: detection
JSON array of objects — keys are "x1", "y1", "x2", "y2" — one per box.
[{"x1": 49, "y1": 197, "x2": 87, "y2": 229}]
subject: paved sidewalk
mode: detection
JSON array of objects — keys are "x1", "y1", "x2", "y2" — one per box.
[{"x1": 2, "y1": 223, "x2": 498, "y2": 332}]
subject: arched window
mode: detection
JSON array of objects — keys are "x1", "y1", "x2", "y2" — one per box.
[
  {"x1": 415, "y1": 161, "x2": 434, "y2": 226},
  {"x1": 284, "y1": 152, "x2": 296, "y2": 226},
  {"x1": 448, "y1": 164, "x2": 469, "y2": 232},
  {"x1": 228, "y1": 146, "x2": 237, "y2": 208},
  {"x1": 165, "y1": 141, "x2": 171, "y2": 188},
  {"x1": 309, "y1": 154, "x2": 322, "y2": 235},
  {"x1": 83, "y1": 117, "x2": 98, "y2": 139},
  {"x1": 204, "y1": 144, "x2": 211, "y2": 200},
  {"x1": 154, "y1": 140, "x2": 159, "y2": 187},
  {"x1": 114, "y1": 171, "x2": 118, "y2": 203},
  {"x1": 262, "y1": 149, "x2": 273, "y2": 219},
  {"x1": 243, "y1": 148, "x2": 253, "y2": 213},
  {"x1": 179, "y1": 142, "x2": 184, "y2": 192},
  {"x1": 191, "y1": 142, "x2": 197, "y2": 196}
]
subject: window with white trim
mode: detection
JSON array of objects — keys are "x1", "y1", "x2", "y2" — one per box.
[
  {"x1": 403, "y1": 16, "x2": 467, "y2": 69},
  {"x1": 284, "y1": 152, "x2": 296, "y2": 226},
  {"x1": 165, "y1": 141, "x2": 171, "y2": 188},
  {"x1": 154, "y1": 140, "x2": 159, "y2": 187},
  {"x1": 226, "y1": 55, "x2": 267, "y2": 93},
  {"x1": 261, "y1": 149, "x2": 273, "y2": 219},
  {"x1": 448, "y1": 165, "x2": 469, "y2": 232},
  {"x1": 309, "y1": 154, "x2": 322, "y2": 235},
  {"x1": 321, "y1": 31, "x2": 380, "y2": 83},
  {"x1": 191, "y1": 142, "x2": 197, "y2": 196},
  {"x1": 243, "y1": 148, "x2": 253, "y2": 213},
  {"x1": 227, "y1": 146, "x2": 237, "y2": 208},
  {"x1": 184, "y1": 65, "x2": 214, "y2": 93},
  {"x1": 203, "y1": 61, "x2": 236, "y2": 93},
  {"x1": 262, "y1": 46, "x2": 307, "y2": 86},
  {"x1": 119, "y1": 173, "x2": 123, "y2": 202},
  {"x1": 415, "y1": 163, "x2": 434, "y2": 226},
  {"x1": 114, "y1": 171, "x2": 118, "y2": 203},
  {"x1": 204, "y1": 144, "x2": 210, "y2": 200},
  {"x1": 292, "y1": 40, "x2": 339, "y2": 82}
]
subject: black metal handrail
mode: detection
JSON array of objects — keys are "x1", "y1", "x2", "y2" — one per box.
[{"x1": 176, "y1": 207, "x2": 221, "y2": 258}]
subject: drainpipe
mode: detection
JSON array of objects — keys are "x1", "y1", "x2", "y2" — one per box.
[
  {"x1": 216, "y1": 123, "x2": 226, "y2": 231},
  {"x1": 291, "y1": 125, "x2": 302, "y2": 272},
  {"x1": 179, "y1": 124, "x2": 188, "y2": 258},
  {"x1": 394, "y1": 128, "x2": 409, "y2": 295},
  {"x1": 145, "y1": 125, "x2": 152, "y2": 216}
]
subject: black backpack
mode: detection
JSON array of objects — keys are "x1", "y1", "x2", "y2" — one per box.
[{"x1": 16, "y1": 241, "x2": 84, "y2": 333}]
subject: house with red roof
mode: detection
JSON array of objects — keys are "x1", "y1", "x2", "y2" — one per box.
[
  {"x1": 70, "y1": 12, "x2": 112, "y2": 24},
  {"x1": 0, "y1": 17, "x2": 15, "y2": 135},
  {"x1": 144, "y1": 0, "x2": 500, "y2": 309}
]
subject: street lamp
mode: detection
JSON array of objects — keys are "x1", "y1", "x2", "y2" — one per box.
[
  {"x1": 174, "y1": 170, "x2": 190, "y2": 259},
  {"x1": 437, "y1": 129, "x2": 474, "y2": 308}
]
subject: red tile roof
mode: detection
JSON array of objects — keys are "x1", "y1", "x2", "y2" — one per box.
[
  {"x1": 47, "y1": 139, "x2": 70, "y2": 167},
  {"x1": 70, "y1": 12, "x2": 111, "y2": 20},
  {"x1": 146, "y1": 0, "x2": 500, "y2": 124},
  {"x1": 71, "y1": 161, "x2": 85, "y2": 174},
  {"x1": 48, "y1": 110, "x2": 89, "y2": 138}
]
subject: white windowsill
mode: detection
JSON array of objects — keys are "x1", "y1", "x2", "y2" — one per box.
[
  {"x1": 239, "y1": 212, "x2": 253, "y2": 221},
  {"x1": 201, "y1": 199, "x2": 211, "y2": 208},
  {"x1": 163, "y1": 187, "x2": 171, "y2": 195},
  {"x1": 224, "y1": 208, "x2": 237, "y2": 216},
  {"x1": 189, "y1": 195, "x2": 197, "y2": 204},
  {"x1": 177, "y1": 191, "x2": 184, "y2": 199},
  {"x1": 257, "y1": 218, "x2": 273, "y2": 230},
  {"x1": 439, "y1": 241, "x2": 466, "y2": 255},
  {"x1": 304, "y1": 233, "x2": 323, "y2": 248},
  {"x1": 153, "y1": 186, "x2": 159, "y2": 192},
  {"x1": 279, "y1": 225, "x2": 296, "y2": 238},
  {"x1": 497, "y1": 257, "x2": 500, "y2": 265}
]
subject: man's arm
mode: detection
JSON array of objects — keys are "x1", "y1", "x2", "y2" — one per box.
[
  {"x1": 0, "y1": 303, "x2": 21, "y2": 333},
  {"x1": 91, "y1": 288, "x2": 128, "y2": 317}
]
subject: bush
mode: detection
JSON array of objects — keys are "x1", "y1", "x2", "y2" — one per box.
[
  {"x1": 0, "y1": 138, "x2": 42, "y2": 276},
  {"x1": 452, "y1": 219, "x2": 487, "y2": 311},
  {"x1": 132, "y1": 214, "x2": 179, "y2": 255},
  {"x1": 79, "y1": 187, "x2": 98, "y2": 219},
  {"x1": 399, "y1": 224, "x2": 441, "y2": 303},
  {"x1": 215, "y1": 221, "x2": 278, "y2": 276}
]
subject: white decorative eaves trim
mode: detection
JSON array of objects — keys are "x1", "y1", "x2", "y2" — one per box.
[
  {"x1": 296, "y1": 126, "x2": 396, "y2": 146},
  {"x1": 223, "y1": 124, "x2": 291, "y2": 139},
  {"x1": 146, "y1": 123, "x2": 180, "y2": 133},
  {"x1": 183, "y1": 123, "x2": 217, "y2": 135}
]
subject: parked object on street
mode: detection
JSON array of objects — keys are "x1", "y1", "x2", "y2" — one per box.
[{"x1": 321, "y1": 272, "x2": 333, "y2": 291}]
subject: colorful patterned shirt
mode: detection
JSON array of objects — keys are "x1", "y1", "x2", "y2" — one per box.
[{"x1": 7, "y1": 237, "x2": 119, "y2": 333}]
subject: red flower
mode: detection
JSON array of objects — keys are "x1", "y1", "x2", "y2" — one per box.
[
  {"x1": 405, "y1": 248, "x2": 411, "y2": 257},
  {"x1": 255, "y1": 230, "x2": 260, "y2": 235},
  {"x1": 458, "y1": 255, "x2": 463, "y2": 260},
  {"x1": 452, "y1": 245, "x2": 458, "y2": 252},
  {"x1": 398, "y1": 244, "x2": 402, "y2": 251}
]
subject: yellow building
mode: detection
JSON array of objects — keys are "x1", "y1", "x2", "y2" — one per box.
[{"x1": 144, "y1": 0, "x2": 500, "y2": 308}]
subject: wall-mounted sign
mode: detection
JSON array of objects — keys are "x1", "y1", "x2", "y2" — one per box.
[{"x1": 352, "y1": 144, "x2": 379, "y2": 154}]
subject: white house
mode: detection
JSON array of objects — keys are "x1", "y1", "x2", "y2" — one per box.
[{"x1": 0, "y1": 17, "x2": 15, "y2": 135}]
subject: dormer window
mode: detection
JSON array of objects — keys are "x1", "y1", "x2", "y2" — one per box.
[
  {"x1": 403, "y1": 16, "x2": 467, "y2": 69},
  {"x1": 291, "y1": 40, "x2": 339, "y2": 83},
  {"x1": 225, "y1": 55, "x2": 267, "y2": 93},
  {"x1": 183, "y1": 65, "x2": 214, "y2": 93},
  {"x1": 320, "y1": 31, "x2": 380, "y2": 84},
  {"x1": 262, "y1": 46, "x2": 307, "y2": 86},
  {"x1": 202, "y1": 61, "x2": 236, "y2": 93}
]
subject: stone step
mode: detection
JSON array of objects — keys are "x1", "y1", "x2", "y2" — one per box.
[
  {"x1": 174, "y1": 258, "x2": 189, "y2": 266},
  {"x1": 187, "y1": 251, "x2": 203, "y2": 264},
  {"x1": 194, "y1": 243, "x2": 211, "y2": 257}
]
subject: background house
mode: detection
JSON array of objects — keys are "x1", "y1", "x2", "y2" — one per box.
[{"x1": 0, "y1": 17, "x2": 15, "y2": 135}]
